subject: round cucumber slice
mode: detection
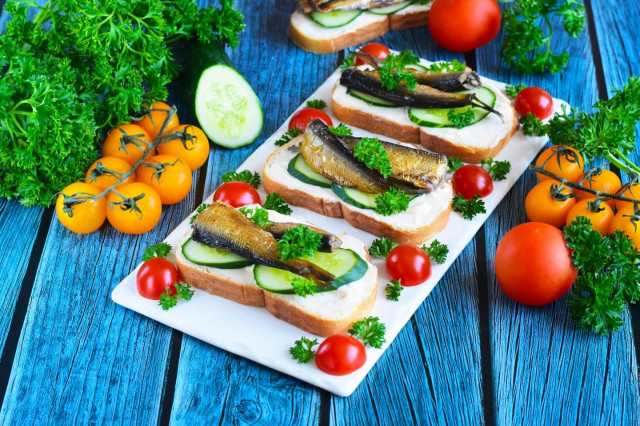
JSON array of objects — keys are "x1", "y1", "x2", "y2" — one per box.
[
  {"x1": 332, "y1": 184, "x2": 378, "y2": 209},
  {"x1": 368, "y1": 1, "x2": 412, "y2": 15},
  {"x1": 408, "y1": 87, "x2": 497, "y2": 128},
  {"x1": 287, "y1": 154, "x2": 333, "y2": 188},
  {"x1": 347, "y1": 89, "x2": 397, "y2": 107},
  {"x1": 182, "y1": 238, "x2": 252, "y2": 269},
  {"x1": 309, "y1": 10, "x2": 362, "y2": 28},
  {"x1": 405, "y1": 63, "x2": 428, "y2": 71},
  {"x1": 194, "y1": 64, "x2": 263, "y2": 149}
]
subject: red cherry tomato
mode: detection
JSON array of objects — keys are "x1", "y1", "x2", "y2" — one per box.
[
  {"x1": 428, "y1": 0, "x2": 501, "y2": 52},
  {"x1": 213, "y1": 181, "x2": 261, "y2": 208},
  {"x1": 315, "y1": 335, "x2": 366, "y2": 376},
  {"x1": 385, "y1": 244, "x2": 432, "y2": 286},
  {"x1": 136, "y1": 257, "x2": 179, "y2": 300},
  {"x1": 495, "y1": 222, "x2": 577, "y2": 306},
  {"x1": 452, "y1": 165, "x2": 494, "y2": 199},
  {"x1": 515, "y1": 87, "x2": 554, "y2": 119},
  {"x1": 288, "y1": 108, "x2": 333, "y2": 132},
  {"x1": 355, "y1": 42, "x2": 390, "y2": 65}
]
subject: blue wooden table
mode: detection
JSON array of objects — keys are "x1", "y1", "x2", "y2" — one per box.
[{"x1": 1, "y1": 1, "x2": 639, "y2": 424}]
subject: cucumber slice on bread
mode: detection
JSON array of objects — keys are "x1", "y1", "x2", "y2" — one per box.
[
  {"x1": 408, "y1": 87, "x2": 496, "y2": 128},
  {"x1": 309, "y1": 10, "x2": 362, "y2": 28},
  {"x1": 368, "y1": 1, "x2": 413, "y2": 15},
  {"x1": 182, "y1": 238, "x2": 252, "y2": 269},
  {"x1": 288, "y1": 154, "x2": 333, "y2": 188},
  {"x1": 347, "y1": 89, "x2": 397, "y2": 107}
]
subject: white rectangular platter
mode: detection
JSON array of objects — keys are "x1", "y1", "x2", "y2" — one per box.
[{"x1": 113, "y1": 65, "x2": 565, "y2": 397}]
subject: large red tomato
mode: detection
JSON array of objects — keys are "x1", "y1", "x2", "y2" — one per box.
[
  {"x1": 315, "y1": 335, "x2": 366, "y2": 376},
  {"x1": 428, "y1": 0, "x2": 502, "y2": 52},
  {"x1": 495, "y1": 222, "x2": 577, "y2": 306}
]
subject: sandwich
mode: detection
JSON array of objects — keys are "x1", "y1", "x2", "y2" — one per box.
[
  {"x1": 175, "y1": 201, "x2": 378, "y2": 336},
  {"x1": 290, "y1": 0, "x2": 432, "y2": 54}
]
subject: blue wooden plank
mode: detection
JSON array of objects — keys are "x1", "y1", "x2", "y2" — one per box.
[{"x1": 476, "y1": 4, "x2": 640, "y2": 424}]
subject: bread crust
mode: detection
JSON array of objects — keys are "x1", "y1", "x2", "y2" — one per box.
[{"x1": 389, "y1": 9, "x2": 429, "y2": 30}]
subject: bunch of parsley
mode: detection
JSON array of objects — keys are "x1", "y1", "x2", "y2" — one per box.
[{"x1": 0, "y1": 0, "x2": 244, "y2": 206}]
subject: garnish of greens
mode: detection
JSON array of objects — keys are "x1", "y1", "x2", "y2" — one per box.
[
  {"x1": 239, "y1": 206, "x2": 270, "y2": 227},
  {"x1": 452, "y1": 194, "x2": 486, "y2": 220},
  {"x1": 369, "y1": 237, "x2": 398, "y2": 257},
  {"x1": 289, "y1": 337, "x2": 318, "y2": 363},
  {"x1": 353, "y1": 137, "x2": 393, "y2": 177},
  {"x1": 349, "y1": 316, "x2": 386, "y2": 349},
  {"x1": 501, "y1": 0, "x2": 585, "y2": 74},
  {"x1": 564, "y1": 217, "x2": 640, "y2": 335},
  {"x1": 329, "y1": 123, "x2": 353, "y2": 136},
  {"x1": 520, "y1": 113, "x2": 547, "y2": 137},
  {"x1": 142, "y1": 243, "x2": 172, "y2": 262},
  {"x1": 159, "y1": 283, "x2": 195, "y2": 311},
  {"x1": 448, "y1": 157, "x2": 464, "y2": 173},
  {"x1": 275, "y1": 129, "x2": 302, "y2": 147},
  {"x1": 0, "y1": 0, "x2": 244, "y2": 207},
  {"x1": 426, "y1": 60, "x2": 467, "y2": 73},
  {"x1": 378, "y1": 51, "x2": 420, "y2": 91},
  {"x1": 263, "y1": 193, "x2": 293, "y2": 215},
  {"x1": 291, "y1": 277, "x2": 318, "y2": 298},
  {"x1": 306, "y1": 99, "x2": 327, "y2": 110},
  {"x1": 506, "y1": 83, "x2": 527, "y2": 99},
  {"x1": 190, "y1": 203, "x2": 210, "y2": 224},
  {"x1": 375, "y1": 188, "x2": 411, "y2": 216},
  {"x1": 277, "y1": 225, "x2": 322, "y2": 260},
  {"x1": 221, "y1": 170, "x2": 261, "y2": 188},
  {"x1": 481, "y1": 158, "x2": 512, "y2": 181},
  {"x1": 385, "y1": 280, "x2": 403, "y2": 301},
  {"x1": 422, "y1": 240, "x2": 449, "y2": 264},
  {"x1": 448, "y1": 109, "x2": 475, "y2": 129},
  {"x1": 341, "y1": 53, "x2": 356, "y2": 72}
]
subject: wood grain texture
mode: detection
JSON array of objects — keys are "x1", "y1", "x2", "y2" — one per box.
[{"x1": 477, "y1": 4, "x2": 640, "y2": 424}]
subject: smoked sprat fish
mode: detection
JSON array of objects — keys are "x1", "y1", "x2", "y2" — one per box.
[
  {"x1": 192, "y1": 202, "x2": 334, "y2": 284},
  {"x1": 297, "y1": 0, "x2": 408, "y2": 13}
]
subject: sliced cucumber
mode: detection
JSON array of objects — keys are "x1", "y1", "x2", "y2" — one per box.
[
  {"x1": 287, "y1": 154, "x2": 333, "y2": 188},
  {"x1": 368, "y1": 1, "x2": 412, "y2": 14},
  {"x1": 310, "y1": 10, "x2": 362, "y2": 28},
  {"x1": 347, "y1": 89, "x2": 397, "y2": 107},
  {"x1": 332, "y1": 184, "x2": 379, "y2": 209},
  {"x1": 408, "y1": 87, "x2": 496, "y2": 128},
  {"x1": 182, "y1": 238, "x2": 252, "y2": 269},
  {"x1": 405, "y1": 63, "x2": 428, "y2": 71},
  {"x1": 253, "y1": 248, "x2": 367, "y2": 294}
]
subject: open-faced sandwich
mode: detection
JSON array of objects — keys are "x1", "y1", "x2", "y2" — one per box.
[
  {"x1": 332, "y1": 49, "x2": 519, "y2": 163},
  {"x1": 263, "y1": 119, "x2": 453, "y2": 244},
  {"x1": 290, "y1": 1, "x2": 432, "y2": 54},
  {"x1": 175, "y1": 201, "x2": 378, "y2": 336}
]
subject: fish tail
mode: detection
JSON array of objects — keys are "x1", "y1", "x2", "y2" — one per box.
[{"x1": 472, "y1": 95, "x2": 504, "y2": 122}]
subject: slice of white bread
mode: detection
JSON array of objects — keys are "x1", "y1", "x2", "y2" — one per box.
[
  {"x1": 332, "y1": 74, "x2": 520, "y2": 163},
  {"x1": 263, "y1": 137, "x2": 453, "y2": 244},
  {"x1": 175, "y1": 210, "x2": 378, "y2": 337},
  {"x1": 289, "y1": 4, "x2": 431, "y2": 54}
]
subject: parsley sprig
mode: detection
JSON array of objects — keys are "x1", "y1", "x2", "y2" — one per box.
[
  {"x1": 349, "y1": 316, "x2": 386, "y2": 349},
  {"x1": 190, "y1": 203, "x2": 210, "y2": 224},
  {"x1": 378, "y1": 51, "x2": 420, "y2": 91},
  {"x1": 520, "y1": 113, "x2": 547, "y2": 136},
  {"x1": 329, "y1": 123, "x2": 353, "y2": 136},
  {"x1": 422, "y1": 240, "x2": 449, "y2": 264},
  {"x1": 278, "y1": 225, "x2": 322, "y2": 260},
  {"x1": 263, "y1": 193, "x2": 293, "y2": 215},
  {"x1": 221, "y1": 170, "x2": 261, "y2": 188},
  {"x1": 275, "y1": 128, "x2": 301, "y2": 147},
  {"x1": 239, "y1": 206, "x2": 270, "y2": 227},
  {"x1": 353, "y1": 137, "x2": 393, "y2": 177},
  {"x1": 291, "y1": 277, "x2": 318, "y2": 298},
  {"x1": 306, "y1": 99, "x2": 327, "y2": 110},
  {"x1": 448, "y1": 157, "x2": 464, "y2": 173},
  {"x1": 289, "y1": 337, "x2": 318, "y2": 363},
  {"x1": 159, "y1": 283, "x2": 195, "y2": 311},
  {"x1": 506, "y1": 83, "x2": 527, "y2": 98},
  {"x1": 369, "y1": 237, "x2": 398, "y2": 257},
  {"x1": 501, "y1": 0, "x2": 585, "y2": 74},
  {"x1": 386, "y1": 280, "x2": 403, "y2": 301},
  {"x1": 452, "y1": 194, "x2": 486, "y2": 220},
  {"x1": 426, "y1": 60, "x2": 467, "y2": 73},
  {"x1": 142, "y1": 243, "x2": 172, "y2": 262},
  {"x1": 481, "y1": 158, "x2": 512, "y2": 181},
  {"x1": 448, "y1": 108, "x2": 475, "y2": 129},
  {"x1": 375, "y1": 188, "x2": 411, "y2": 216}
]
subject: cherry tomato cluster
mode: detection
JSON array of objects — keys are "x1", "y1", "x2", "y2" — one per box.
[{"x1": 55, "y1": 102, "x2": 210, "y2": 235}]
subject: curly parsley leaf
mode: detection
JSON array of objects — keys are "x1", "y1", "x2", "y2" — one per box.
[
  {"x1": 190, "y1": 203, "x2": 210, "y2": 224},
  {"x1": 289, "y1": 337, "x2": 318, "y2": 363},
  {"x1": 378, "y1": 51, "x2": 419, "y2": 91},
  {"x1": 278, "y1": 225, "x2": 322, "y2": 260},
  {"x1": 448, "y1": 157, "x2": 464, "y2": 173},
  {"x1": 306, "y1": 99, "x2": 327, "y2": 110},
  {"x1": 520, "y1": 113, "x2": 548, "y2": 136},
  {"x1": 369, "y1": 237, "x2": 399, "y2": 257},
  {"x1": 221, "y1": 170, "x2": 261, "y2": 188},
  {"x1": 239, "y1": 206, "x2": 270, "y2": 227},
  {"x1": 422, "y1": 240, "x2": 449, "y2": 264},
  {"x1": 481, "y1": 158, "x2": 512, "y2": 181},
  {"x1": 426, "y1": 60, "x2": 466, "y2": 73},
  {"x1": 263, "y1": 193, "x2": 292, "y2": 215},
  {"x1": 385, "y1": 280, "x2": 403, "y2": 301},
  {"x1": 349, "y1": 316, "x2": 387, "y2": 348},
  {"x1": 275, "y1": 128, "x2": 301, "y2": 147},
  {"x1": 341, "y1": 53, "x2": 356, "y2": 71},
  {"x1": 452, "y1": 194, "x2": 486, "y2": 220},
  {"x1": 506, "y1": 83, "x2": 527, "y2": 98},
  {"x1": 353, "y1": 137, "x2": 393, "y2": 177},
  {"x1": 159, "y1": 283, "x2": 194, "y2": 311},
  {"x1": 329, "y1": 123, "x2": 353, "y2": 136},
  {"x1": 291, "y1": 277, "x2": 318, "y2": 298},
  {"x1": 375, "y1": 188, "x2": 411, "y2": 216},
  {"x1": 142, "y1": 243, "x2": 172, "y2": 262},
  {"x1": 448, "y1": 108, "x2": 475, "y2": 129}
]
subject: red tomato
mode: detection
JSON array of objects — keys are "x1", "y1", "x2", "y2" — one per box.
[
  {"x1": 515, "y1": 87, "x2": 554, "y2": 119},
  {"x1": 355, "y1": 42, "x2": 390, "y2": 65},
  {"x1": 495, "y1": 222, "x2": 578, "y2": 306},
  {"x1": 213, "y1": 181, "x2": 261, "y2": 207},
  {"x1": 288, "y1": 109, "x2": 333, "y2": 132},
  {"x1": 315, "y1": 335, "x2": 366, "y2": 376},
  {"x1": 385, "y1": 244, "x2": 432, "y2": 286},
  {"x1": 452, "y1": 165, "x2": 494, "y2": 199},
  {"x1": 428, "y1": 0, "x2": 501, "y2": 52},
  {"x1": 136, "y1": 257, "x2": 179, "y2": 300}
]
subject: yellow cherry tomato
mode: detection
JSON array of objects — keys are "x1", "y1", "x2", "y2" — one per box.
[
  {"x1": 102, "y1": 124, "x2": 153, "y2": 166},
  {"x1": 535, "y1": 145, "x2": 584, "y2": 183},
  {"x1": 158, "y1": 124, "x2": 210, "y2": 170},
  {"x1": 136, "y1": 155, "x2": 192, "y2": 205},
  {"x1": 574, "y1": 169, "x2": 621, "y2": 207},
  {"x1": 525, "y1": 180, "x2": 576, "y2": 227},
  {"x1": 565, "y1": 198, "x2": 614, "y2": 236},
  {"x1": 56, "y1": 182, "x2": 107, "y2": 234},
  {"x1": 614, "y1": 182, "x2": 640, "y2": 212},
  {"x1": 134, "y1": 101, "x2": 180, "y2": 140},
  {"x1": 106, "y1": 182, "x2": 162, "y2": 234},
  {"x1": 85, "y1": 156, "x2": 136, "y2": 191},
  {"x1": 609, "y1": 204, "x2": 640, "y2": 249}
]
